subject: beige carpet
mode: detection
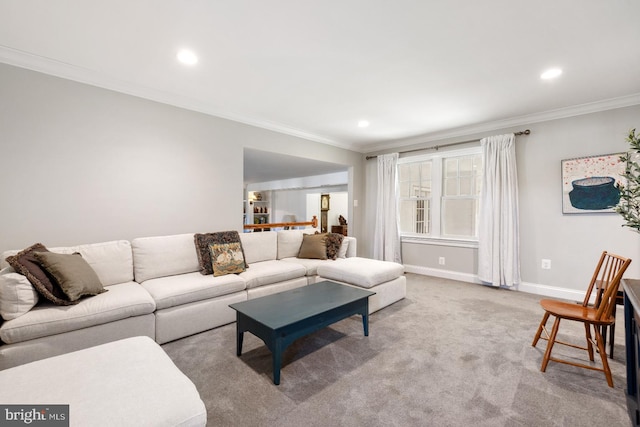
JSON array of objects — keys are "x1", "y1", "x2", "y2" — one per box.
[{"x1": 162, "y1": 273, "x2": 629, "y2": 426}]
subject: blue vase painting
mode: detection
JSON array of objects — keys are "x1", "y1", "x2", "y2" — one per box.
[
  {"x1": 568, "y1": 177, "x2": 620, "y2": 210},
  {"x1": 561, "y1": 153, "x2": 625, "y2": 214}
]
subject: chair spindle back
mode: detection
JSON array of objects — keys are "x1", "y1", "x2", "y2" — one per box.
[{"x1": 581, "y1": 251, "x2": 631, "y2": 321}]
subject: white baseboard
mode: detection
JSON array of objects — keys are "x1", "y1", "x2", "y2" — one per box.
[
  {"x1": 516, "y1": 281, "x2": 585, "y2": 301},
  {"x1": 404, "y1": 264, "x2": 585, "y2": 301},
  {"x1": 403, "y1": 265, "x2": 481, "y2": 284}
]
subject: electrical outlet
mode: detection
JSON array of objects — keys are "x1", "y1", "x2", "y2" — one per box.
[
  {"x1": 438, "y1": 257, "x2": 445, "y2": 266},
  {"x1": 541, "y1": 259, "x2": 551, "y2": 270}
]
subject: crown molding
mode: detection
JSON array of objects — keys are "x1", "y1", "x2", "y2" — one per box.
[
  {"x1": 361, "y1": 93, "x2": 640, "y2": 154},
  {"x1": 0, "y1": 45, "x2": 349, "y2": 149}
]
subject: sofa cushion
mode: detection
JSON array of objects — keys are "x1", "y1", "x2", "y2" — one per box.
[
  {"x1": 0, "y1": 267, "x2": 39, "y2": 321},
  {"x1": 342, "y1": 237, "x2": 357, "y2": 258},
  {"x1": 33, "y1": 252, "x2": 106, "y2": 302},
  {"x1": 0, "y1": 282, "x2": 156, "y2": 344},
  {"x1": 317, "y1": 257, "x2": 404, "y2": 288},
  {"x1": 0, "y1": 336, "x2": 207, "y2": 427},
  {"x1": 2, "y1": 240, "x2": 134, "y2": 287},
  {"x1": 140, "y1": 272, "x2": 246, "y2": 310},
  {"x1": 5, "y1": 243, "x2": 75, "y2": 306},
  {"x1": 297, "y1": 233, "x2": 327, "y2": 260},
  {"x1": 239, "y1": 260, "x2": 306, "y2": 289},
  {"x1": 132, "y1": 234, "x2": 199, "y2": 283},
  {"x1": 277, "y1": 230, "x2": 304, "y2": 259},
  {"x1": 194, "y1": 231, "x2": 248, "y2": 275},
  {"x1": 69, "y1": 240, "x2": 134, "y2": 286},
  {"x1": 338, "y1": 238, "x2": 349, "y2": 258},
  {"x1": 281, "y1": 257, "x2": 345, "y2": 277},
  {"x1": 239, "y1": 232, "x2": 277, "y2": 264}
]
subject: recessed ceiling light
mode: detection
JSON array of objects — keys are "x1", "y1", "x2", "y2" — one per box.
[
  {"x1": 358, "y1": 120, "x2": 370, "y2": 128},
  {"x1": 540, "y1": 68, "x2": 562, "y2": 80},
  {"x1": 177, "y1": 49, "x2": 198, "y2": 66}
]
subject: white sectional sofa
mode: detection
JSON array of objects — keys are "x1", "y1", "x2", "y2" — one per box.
[{"x1": 0, "y1": 229, "x2": 405, "y2": 370}]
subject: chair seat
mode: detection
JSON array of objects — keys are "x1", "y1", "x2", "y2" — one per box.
[{"x1": 540, "y1": 299, "x2": 614, "y2": 325}]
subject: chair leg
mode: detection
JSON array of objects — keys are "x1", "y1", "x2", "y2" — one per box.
[
  {"x1": 600, "y1": 324, "x2": 608, "y2": 356},
  {"x1": 594, "y1": 327, "x2": 614, "y2": 387},
  {"x1": 541, "y1": 316, "x2": 560, "y2": 372},
  {"x1": 609, "y1": 321, "x2": 615, "y2": 359},
  {"x1": 532, "y1": 311, "x2": 550, "y2": 347},
  {"x1": 584, "y1": 323, "x2": 594, "y2": 361}
]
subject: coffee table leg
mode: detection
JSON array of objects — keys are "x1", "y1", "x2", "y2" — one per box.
[
  {"x1": 362, "y1": 312, "x2": 369, "y2": 337},
  {"x1": 237, "y1": 330, "x2": 244, "y2": 356},
  {"x1": 273, "y1": 339, "x2": 282, "y2": 385}
]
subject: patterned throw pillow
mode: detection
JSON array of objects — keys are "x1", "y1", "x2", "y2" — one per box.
[
  {"x1": 5, "y1": 243, "x2": 77, "y2": 305},
  {"x1": 194, "y1": 231, "x2": 249, "y2": 275},
  {"x1": 325, "y1": 233, "x2": 344, "y2": 260},
  {"x1": 209, "y1": 242, "x2": 246, "y2": 277}
]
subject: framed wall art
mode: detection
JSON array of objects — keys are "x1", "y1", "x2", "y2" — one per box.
[{"x1": 561, "y1": 153, "x2": 625, "y2": 214}]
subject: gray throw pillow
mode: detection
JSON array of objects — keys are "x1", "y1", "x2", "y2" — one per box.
[{"x1": 33, "y1": 252, "x2": 106, "y2": 302}]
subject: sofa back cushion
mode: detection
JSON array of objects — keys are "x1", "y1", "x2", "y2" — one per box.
[
  {"x1": 276, "y1": 230, "x2": 304, "y2": 260},
  {"x1": 343, "y1": 237, "x2": 357, "y2": 258},
  {"x1": 239, "y1": 232, "x2": 277, "y2": 264},
  {"x1": 1, "y1": 240, "x2": 134, "y2": 287},
  {"x1": 71, "y1": 240, "x2": 134, "y2": 286},
  {"x1": 0, "y1": 267, "x2": 40, "y2": 321},
  {"x1": 132, "y1": 234, "x2": 199, "y2": 283}
]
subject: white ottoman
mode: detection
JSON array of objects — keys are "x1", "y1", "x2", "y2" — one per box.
[
  {"x1": 317, "y1": 257, "x2": 406, "y2": 313},
  {"x1": 0, "y1": 336, "x2": 206, "y2": 427}
]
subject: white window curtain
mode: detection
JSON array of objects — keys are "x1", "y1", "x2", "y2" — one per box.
[
  {"x1": 478, "y1": 134, "x2": 521, "y2": 287},
  {"x1": 374, "y1": 153, "x2": 402, "y2": 263}
]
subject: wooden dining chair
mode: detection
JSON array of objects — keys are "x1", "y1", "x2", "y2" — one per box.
[{"x1": 531, "y1": 251, "x2": 632, "y2": 387}]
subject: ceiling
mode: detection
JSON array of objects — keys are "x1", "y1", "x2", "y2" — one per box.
[
  {"x1": 244, "y1": 148, "x2": 347, "y2": 185},
  {"x1": 1, "y1": 1, "x2": 639, "y2": 155}
]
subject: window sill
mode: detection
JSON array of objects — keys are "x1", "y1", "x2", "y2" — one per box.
[{"x1": 400, "y1": 235, "x2": 479, "y2": 249}]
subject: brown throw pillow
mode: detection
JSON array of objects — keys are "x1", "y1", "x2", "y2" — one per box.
[
  {"x1": 195, "y1": 231, "x2": 248, "y2": 275},
  {"x1": 325, "y1": 233, "x2": 344, "y2": 260},
  {"x1": 5, "y1": 243, "x2": 76, "y2": 305},
  {"x1": 33, "y1": 252, "x2": 106, "y2": 302},
  {"x1": 297, "y1": 233, "x2": 328, "y2": 260}
]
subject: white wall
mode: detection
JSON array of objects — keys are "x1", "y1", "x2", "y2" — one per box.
[
  {"x1": 327, "y1": 192, "x2": 348, "y2": 229},
  {"x1": 272, "y1": 186, "x2": 348, "y2": 226},
  {"x1": 367, "y1": 104, "x2": 640, "y2": 299},
  {"x1": 0, "y1": 63, "x2": 365, "y2": 253},
  {"x1": 516, "y1": 106, "x2": 640, "y2": 298}
]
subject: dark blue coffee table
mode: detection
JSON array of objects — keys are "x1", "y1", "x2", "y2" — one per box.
[{"x1": 229, "y1": 281, "x2": 375, "y2": 385}]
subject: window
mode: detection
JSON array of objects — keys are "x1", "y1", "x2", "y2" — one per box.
[
  {"x1": 398, "y1": 161, "x2": 432, "y2": 234},
  {"x1": 398, "y1": 148, "x2": 482, "y2": 241}
]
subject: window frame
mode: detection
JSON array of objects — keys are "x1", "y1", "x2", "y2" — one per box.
[{"x1": 397, "y1": 146, "x2": 482, "y2": 248}]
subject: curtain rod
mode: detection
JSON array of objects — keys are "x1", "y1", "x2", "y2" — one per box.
[{"x1": 365, "y1": 129, "x2": 531, "y2": 160}]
